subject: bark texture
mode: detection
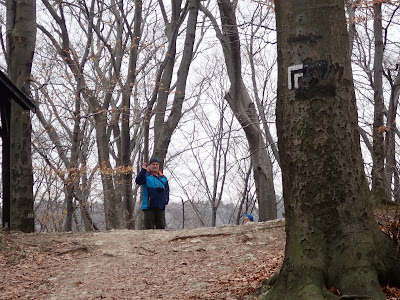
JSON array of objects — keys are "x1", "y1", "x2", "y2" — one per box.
[
  {"x1": 264, "y1": 0, "x2": 400, "y2": 299},
  {"x1": 6, "y1": 0, "x2": 36, "y2": 233}
]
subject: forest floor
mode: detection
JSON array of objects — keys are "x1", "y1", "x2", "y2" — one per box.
[
  {"x1": 0, "y1": 206, "x2": 399, "y2": 300},
  {"x1": 0, "y1": 219, "x2": 285, "y2": 300}
]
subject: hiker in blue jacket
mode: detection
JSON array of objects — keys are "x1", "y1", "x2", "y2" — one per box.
[{"x1": 135, "y1": 157, "x2": 169, "y2": 229}]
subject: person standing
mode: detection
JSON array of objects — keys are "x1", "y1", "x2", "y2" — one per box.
[{"x1": 135, "y1": 157, "x2": 169, "y2": 229}]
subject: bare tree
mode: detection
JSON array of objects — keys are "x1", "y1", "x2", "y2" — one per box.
[
  {"x1": 142, "y1": 0, "x2": 187, "y2": 165},
  {"x1": 33, "y1": 0, "x2": 150, "y2": 230},
  {"x1": 351, "y1": 1, "x2": 400, "y2": 203},
  {"x1": 241, "y1": 3, "x2": 280, "y2": 166},
  {"x1": 188, "y1": 93, "x2": 235, "y2": 226},
  {"x1": 201, "y1": 1, "x2": 277, "y2": 221},
  {"x1": 147, "y1": 0, "x2": 201, "y2": 168}
]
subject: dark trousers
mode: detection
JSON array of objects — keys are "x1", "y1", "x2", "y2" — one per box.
[{"x1": 143, "y1": 209, "x2": 166, "y2": 229}]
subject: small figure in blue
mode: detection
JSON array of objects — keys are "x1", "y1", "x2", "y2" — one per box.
[
  {"x1": 135, "y1": 157, "x2": 169, "y2": 229},
  {"x1": 243, "y1": 213, "x2": 254, "y2": 224}
]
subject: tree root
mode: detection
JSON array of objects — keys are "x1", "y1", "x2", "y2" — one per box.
[
  {"x1": 248, "y1": 267, "x2": 385, "y2": 300},
  {"x1": 243, "y1": 269, "x2": 280, "y2": 299}
]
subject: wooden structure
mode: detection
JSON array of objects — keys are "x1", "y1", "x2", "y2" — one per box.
[{"x1": 0, "y1": 70, "x2": 36, "y2": 229}]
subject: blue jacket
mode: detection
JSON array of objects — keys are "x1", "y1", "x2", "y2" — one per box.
[{"x1": 135, "y1": 168, "x2": 169, "y2": 210}]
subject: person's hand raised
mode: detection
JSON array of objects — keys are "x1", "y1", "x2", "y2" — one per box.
[{"x1": 142, "y1": 163, "x2": 148, "y2": 170}]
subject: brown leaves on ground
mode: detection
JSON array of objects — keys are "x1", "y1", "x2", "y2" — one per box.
[
  {"x1": 0, "y1": 220, "x2": 285, "y2": 300},
  {"x1": 376, "y1": 203, "x2": 400, "y2": 246},
  {"x1": 2, "y1": 210, "x2": 400, "y2": 300},
  {"x1": 382, "y1": 284, "x2": 400, "y2": 300}
]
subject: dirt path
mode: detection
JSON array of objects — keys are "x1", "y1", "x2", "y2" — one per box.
[{"x1": 1, "y1": 219, "x2": 285, "y2": 300}]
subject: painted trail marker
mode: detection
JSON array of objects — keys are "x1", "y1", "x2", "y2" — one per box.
[{"x1": 288, "y1": 60, "x2": 329, "y2": 90}]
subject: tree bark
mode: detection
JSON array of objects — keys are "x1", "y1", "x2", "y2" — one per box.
[
  {"x1": 264, "y1": 0, "x2": 400, "y2": 298},
  {"x1": 6, "y1": 0, "x2": 36, "y2": 233}
]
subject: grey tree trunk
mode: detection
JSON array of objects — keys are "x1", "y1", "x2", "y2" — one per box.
[
  {"x1": 6, "y1": 0, "x2": 36, "y2": 233},
  {"x1": 385, "y1": 67, "x2": 400, "y2": 201},
  {"x1": 120, "y1": 0, "x2": 142, "y2": 229},
  {"x1": 371, "y1": 2, "x2": 389, "y2": 203},
  {"x1": 210, "y1": 0, "x2": 277, "y2": 221},
  {"x1": 384, "y1": 67, "x2": 400, "y2": 203},
  {"x1": 262, "y1": 0, "x2": 400, "y2": 298},
  {"x1": 64, "y1": 88, "x2": 82, "y2": 232},
  {"x1": 92, "y1": 108, "x2": 121, "y2": 229}
]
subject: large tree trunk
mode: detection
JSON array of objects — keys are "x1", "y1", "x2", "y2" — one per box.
[
  {"x1": 211, "y1": 0, "x2": 277, "y2": 221},
  {"x1": 6, "y1": 0, "x2": 36, "y2": 233},
  {"x1": 263, "y1": 0, "x2": 400, "y2": 299}
]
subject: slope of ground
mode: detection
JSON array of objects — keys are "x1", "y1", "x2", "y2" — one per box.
[
  {"x1": 0, "y1": 219, "x2": 285, "y2": 300},
  {"x1": 2, "y1": 207, "x2": 399, "y2": 300}
]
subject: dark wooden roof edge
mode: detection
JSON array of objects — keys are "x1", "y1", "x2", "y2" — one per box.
[{"x1": 0, "y1": 70, "x2": 37, "y2": 113}]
